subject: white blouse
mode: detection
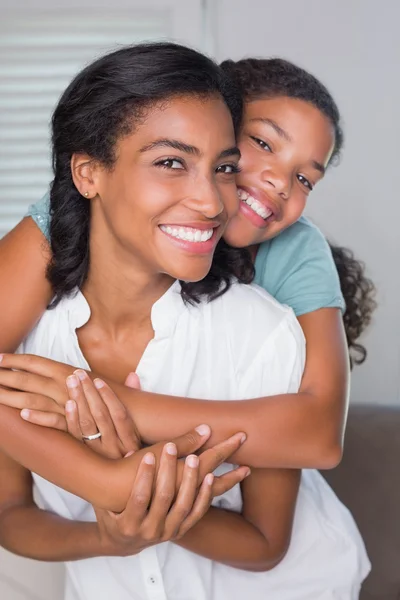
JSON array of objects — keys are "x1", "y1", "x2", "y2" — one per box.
[{"x1": 18, "y1": 281, "x2": 370, "y2": 600}]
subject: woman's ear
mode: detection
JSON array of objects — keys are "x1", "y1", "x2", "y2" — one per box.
[{"x1": 71, "y1": 153, "x2": 100, "y2": 199}]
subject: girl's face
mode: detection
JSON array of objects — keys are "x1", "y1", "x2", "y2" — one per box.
[
  {"x1": 223, "y1": 96, "x2": 335, "y2": 248},
  {"x1": 86, "y1": 95, "x2": 240, "y2": 283}
]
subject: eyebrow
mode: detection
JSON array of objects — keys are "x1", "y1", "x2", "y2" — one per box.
[
  {"x1": 139, "y1": 138, "x2": 241, "y2": 160},
  {"x1": 250, "y1": 118, "x2": 326, "y2": 175},
  {"x1": 311, "y1": 160, "x2": 326, "y2": 175},
  {"x1": 250, "y1": 117, "x2": 292, "y2": 142}
]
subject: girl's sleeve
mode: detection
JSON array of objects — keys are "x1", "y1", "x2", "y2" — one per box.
[
  {"x1": 255, "y1": 218, "x2": 345, "y2": 317},
  {"x1": 25, "y1": 192, "x2": 51, "y2": 240}
]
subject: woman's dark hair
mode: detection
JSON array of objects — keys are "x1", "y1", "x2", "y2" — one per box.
[
  {"x1": 220, "y1": 57, "x2": 343, "y2": 164},
  {"x1": 48, "y1": 42, "x2": 253, "y2": 305},
  {"x1": 329, "y1": 244, "x2": 377, "y2": 368}
]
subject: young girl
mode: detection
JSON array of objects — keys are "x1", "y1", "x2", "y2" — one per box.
[{"x1": 0, "y1": 42, "x2": 369, "y2": 599}]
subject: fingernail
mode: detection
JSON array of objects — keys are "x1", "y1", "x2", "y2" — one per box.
[
  {"x1": 21, "y1": 409, "x2": 30, "y2": 420},
  {"x1": 94, "y1": 378, "x2": 104, "y2": 389},
  {"x1": 66, "y1": 375, "x2": 79, "y2": 388},
  {"x1": 74, "y1": 370, "x2": 87, "y2": 381},
  {"x1": 0, "y1": 354, "x2": 3, "y2": 363},
  {"x1": 240, "y1": 433, "x2": 247, "y2": 444},
  {"x1": 124, "y1": 450, "x2": 135, "y2": 458},
  {"x1": 166, "y1": 442, "x2": 177, "y2": 456},
  {"x1": 244, "y1": 468, "x2": 251, "y2": 478},
  {"x1": 125, "y1": 372, "x2": 138, "y2": 387},
  {"x1": 195, "y1": 424, "x2": 210, "y2": 437},
  {"x1": 66, "y1": 400, "x2": 76, "y2": 412},
  {"x1": 205, "y1": 473, "x2": 214, "y2": 486},
  {"x1": 187, "y1": 455, "x2": 199, "y2": 468},
  {"x1": 144, "y1": 452, "x2": 155, "y2": 465}
]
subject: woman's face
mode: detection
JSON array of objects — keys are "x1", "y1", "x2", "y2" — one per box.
[
  {"x1": 88, "y1": 95, "x2": 240, "y2": 283},
  {"x1": 223, "y1": 96, "x2": 335, "y2": 248}
]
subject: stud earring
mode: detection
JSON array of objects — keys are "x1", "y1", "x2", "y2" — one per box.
[{"x1": 84, "y1": 191, "x2": 89, "y2": 198}]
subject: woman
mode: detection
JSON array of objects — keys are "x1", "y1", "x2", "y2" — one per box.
[{"x1": 0, "y1": 42, "x2": 368, "y2": 599}]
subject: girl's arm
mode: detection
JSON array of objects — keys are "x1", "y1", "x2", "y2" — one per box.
[
  {"x1": 0, "y1": 218, "x2": 52, "y2": 352},
  {"x1": 118, "y1": 307, "x2": 348, "y2": 469},
  {"x1": 0, "y1": 307, "x2": 348, "y2": 470},
  {"x1": 176, "y1": 467, "x2": 300, "y2": 571}
]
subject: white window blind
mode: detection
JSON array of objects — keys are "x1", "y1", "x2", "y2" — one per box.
[{"x1": 0, "y1": 11, "x2": 172, "y2": 238}]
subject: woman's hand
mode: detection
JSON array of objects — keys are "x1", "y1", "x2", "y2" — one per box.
[
  {"x1": 96, "y1": 445, "x2": 217, "y2": 556},
  {"x1": 63, "y1": 372, "x2": 141, "y2": 459}
]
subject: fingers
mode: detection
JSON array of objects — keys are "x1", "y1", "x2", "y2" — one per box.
[
  {"x1": 196, "y1": 432, "x2": 246, "y2": 485},
  {"x1": 164, "y1": 454, "x2": 201, "y2": 537},
  {"x1": 118, "y1": 452, "x2": 156, "y2": 529},
  {"x1": 66, "y1": 374, "x2": 102, "y2": 439},
  {"x1": 145, "y1": 443, "x2": 178, "y2": 531},
  {"x1": 124, "y1": 372, "x2": 141, "y2": 390},
  {"x1": 176, "y1": 474, "x2": 214, "y2": 538},
  {"x1": 0, "y1": 353, "x2": 62, "y2": 378},
  {"x1": 171, "y1": 425, "x2": 212, "y2": 458},
  {"x1": 65, "y1": 400, "x2": 83, "y2": 439},
  {"x1": 93, "y1": 378, "x2": 141, "y2": 454},
  {"x1": 0, "y1": 387, "x2": 60, "y2": 413},
  {"x1": 0, "y1": 368, "x2": 52, "y2": 398},
  {"x1": 20, "y1": 408, "x2": 68, "y2": 431},
  {"x1": 211, "y1": 466, "x2": 250, "y2": 497}
]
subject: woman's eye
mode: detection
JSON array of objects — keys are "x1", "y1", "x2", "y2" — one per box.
[
  {"x1": 297, "y1": 174, "x2": 313, "y2": 191},
  {"x1": 155, "y1": 158, "x2": 184, "y2": 170},
  {"x1": 250, "y1": 136, "x2": 272, "y2": 152},
  {"x1": 216, "y1": 163, "x2": 241, "y2": 174}
]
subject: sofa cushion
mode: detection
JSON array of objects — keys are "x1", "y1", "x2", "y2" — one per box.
[{"x1": 322, "y1": 404, "x2": 400, "y2": 600}]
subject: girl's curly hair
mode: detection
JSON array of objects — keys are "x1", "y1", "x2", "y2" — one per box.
[{"x1": 329, "y1": 244, "x2": 377, "y2": 368}]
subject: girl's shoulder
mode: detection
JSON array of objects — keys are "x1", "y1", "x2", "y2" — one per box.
[{"x1": 254, "y1": 217, "x2": 344, "y2": 317}]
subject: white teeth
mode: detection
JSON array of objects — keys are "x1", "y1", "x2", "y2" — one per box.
[
  {"x1": 237, "y1": 188, "x2": 249, "y2": 200},
  {"x1": 240, "y1": 192, "x2": 272, "y2": 220},
  {"x1": 160, "y1": 225, "x2": 213, "y2": 243}
]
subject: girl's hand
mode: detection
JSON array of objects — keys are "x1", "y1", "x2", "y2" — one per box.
[{"x1": 0, "y1": 353, "x2": 75, "y2": 412}]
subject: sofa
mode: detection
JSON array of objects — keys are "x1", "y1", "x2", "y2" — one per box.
[{"x1": 322, "y1": 404, "x2": 400, "y2": 599}]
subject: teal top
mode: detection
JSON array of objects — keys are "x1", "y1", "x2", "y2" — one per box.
[{"x1": 27, "y1": 194, "x2": 344, "y2": 316}]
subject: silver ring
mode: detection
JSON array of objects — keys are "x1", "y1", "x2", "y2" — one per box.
[{"x1": 82, "y1": 432, "x2": 102, "y2": 441}]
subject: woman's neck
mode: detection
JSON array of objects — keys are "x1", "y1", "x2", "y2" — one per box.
[{"x1": 82, "y1": 225, "x2": 174, "y2": 338}]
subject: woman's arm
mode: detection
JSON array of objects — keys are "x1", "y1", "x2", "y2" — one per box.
[
  {"x1": 0, "y1": 218, "x2": 52, "y2": 352},
  {"x1": 176, "y1": 467, "x2": 300, "y2": 571},
  {"x1": 0, "y1": 405, "x2": 248, "y2": 513},
  {"x1": 0, "y1": 450, "x2": 101, "y2": 561}
]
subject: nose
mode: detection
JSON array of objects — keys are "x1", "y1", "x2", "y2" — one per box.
[
  {"x1": 261, "y1": 167, "x2": 291, "y2": 200},
  {"x1": 185, "y1": 175, "x2": 225, "y2": 219}
]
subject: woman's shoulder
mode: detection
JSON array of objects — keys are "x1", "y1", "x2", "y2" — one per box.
[
  {"x1": 18, "y1": 290, "x2": 89, "y2": 354},
  {"x1": 201, "y1": 281, "x2": 303, "y2": 349}
]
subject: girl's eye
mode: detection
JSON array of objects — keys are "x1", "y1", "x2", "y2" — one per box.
[
  {"x1": 216, "y1": 163, "x2": 241, "y2": 174},
  {"x1": 297, "y1": 174, "x2": 313, "y2": 191},
  {"x1": 155, "y1": 158, "x2": 184, "y2": 170},
  {"x1": 250, "y1": 136, "x2": 272, "y2": 152}
]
